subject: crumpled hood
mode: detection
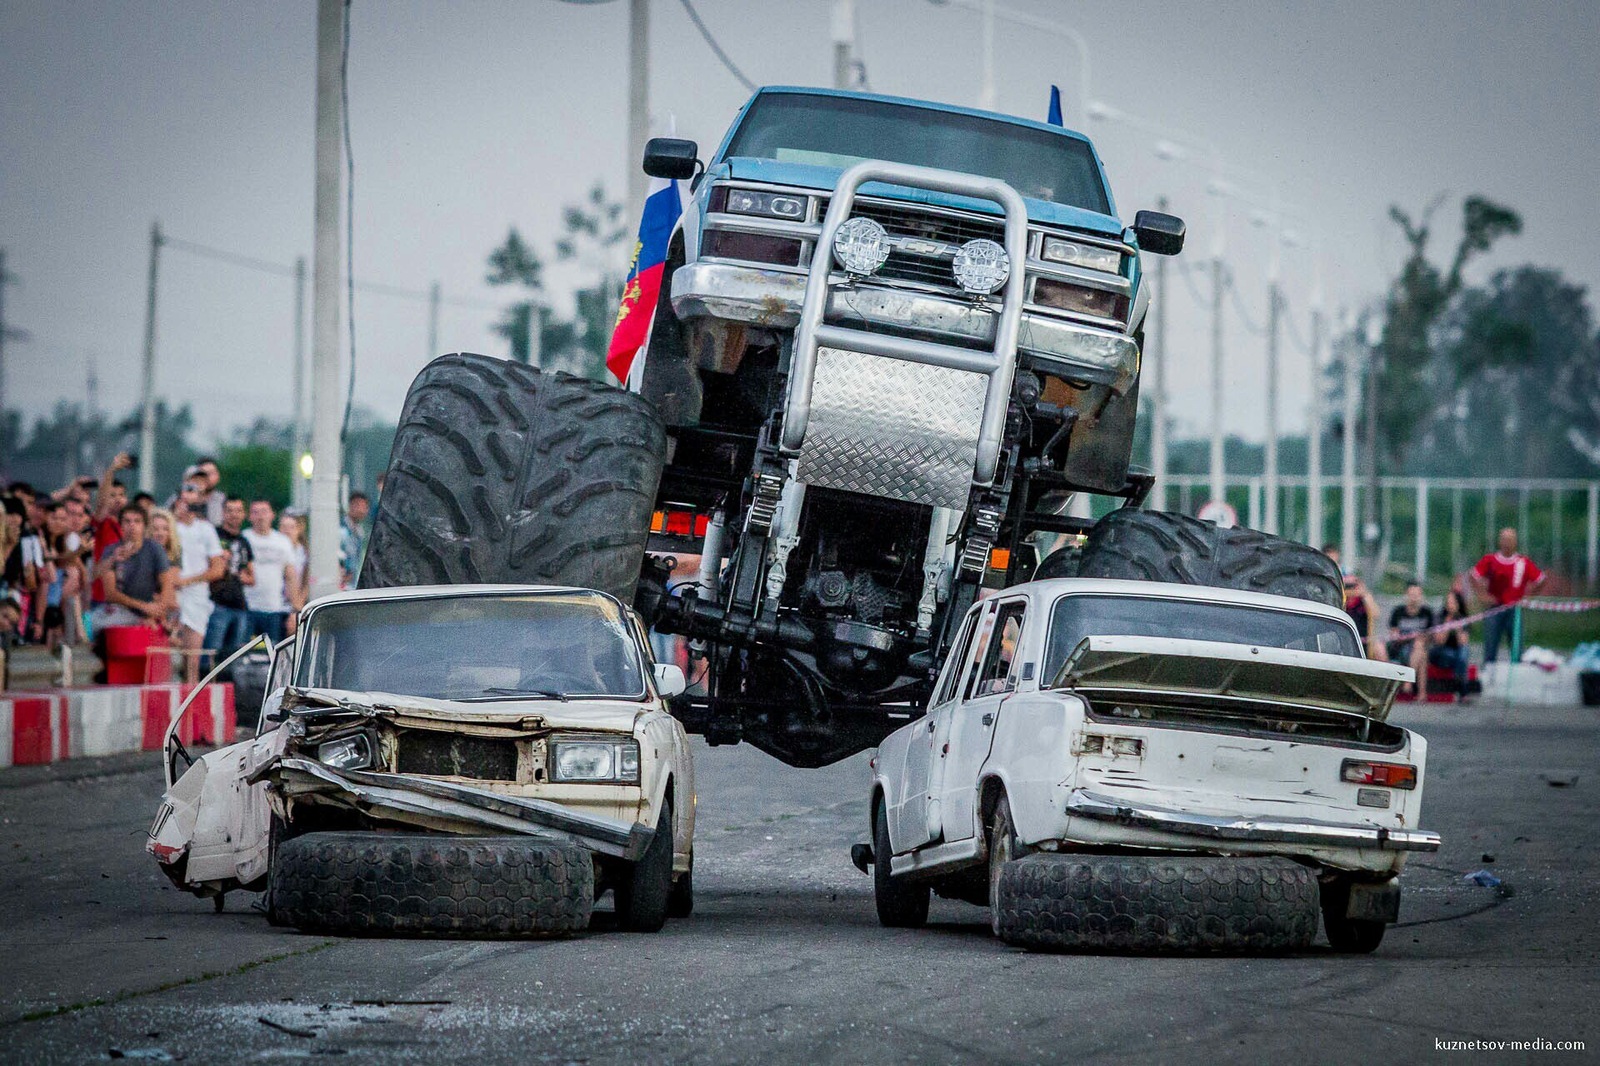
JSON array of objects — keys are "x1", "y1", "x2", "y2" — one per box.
[{"x1": 284, "y1": 687, "x2": 644, "y2": 735}]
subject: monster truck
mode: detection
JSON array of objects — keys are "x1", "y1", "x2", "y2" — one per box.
[{"x1": 364, "y1": 87, "x2": 1337, "y2": 768}]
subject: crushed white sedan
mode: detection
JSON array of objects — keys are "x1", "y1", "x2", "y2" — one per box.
[
  {"x1": 148, "y1": 584, "x2": 695, "y2": 936},
  {"x1": 858, "y1": 577, "x2": 1439, "y2": 953}
]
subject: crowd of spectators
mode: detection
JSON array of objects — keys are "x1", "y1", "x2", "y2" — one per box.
[
  {"x1": 1325, "y1": 527, "x2": 1548, "y2": 701},
  {"x1": 0, "y1": 453, "x2": 372, "y2": 684}
]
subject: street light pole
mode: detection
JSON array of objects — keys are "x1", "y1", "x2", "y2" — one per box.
[
  {"x1": 627, "y1": 0, "x2": 650, "y2": 226},
  {"x1": 1306, "y1": 299, "x2": 1325, "y2": 547},
  {"x1": 137, "y1": 221, "x2": 162, "y2": 495},
  {"x1": 832, "y1": 0, "x2": 856, "y2": 90},
  {"x1": 1210, "y1": 253, "x2": 1226, "y2": 507},
  {"x1": 309, "y1": 0, "x2": 345, "y2": 599},
  {"x1": 1149, "y1": 196, "x2": 1170, "y2": 512},
  {"x1": 1339, "y1": 309, "x2": 1358, "y2": 565},
  {"x1": 292, "y1": 255, "x2": 308, "y2": 511}
]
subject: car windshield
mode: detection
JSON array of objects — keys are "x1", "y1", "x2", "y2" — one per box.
[
  {"x1": 294, "y1": 591, "x2": 645, "y2": 701},
  {"x1": 723, "y1": 92, "x2": 1111, "y2": 214},
  {"x1": 1042, "y1": 594, "x2": 1360, "y2": 686}
]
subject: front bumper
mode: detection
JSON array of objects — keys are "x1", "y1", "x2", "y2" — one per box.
[
  {"x1": 1066, "y1": 789, "x2": 1441, "y2": 852},
  {"x1": 266, "y1": 757, "x2": 654, "y2": 861},
  {"x1": 671, "y1": 260, "x2": 1138, "y2": 393}
]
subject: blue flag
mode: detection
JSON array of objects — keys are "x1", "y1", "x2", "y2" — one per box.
[{"x1": 1047, "y1": 85, "x2": 1064, "y2": 126}]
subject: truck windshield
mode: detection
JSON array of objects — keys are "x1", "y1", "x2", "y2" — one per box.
[
  {"x1": 723, "y1": 92, "x2": 1111, "y2": 215},
  {"x1": 294, "y1": 591, "x2": 645, "y2": 701},
  {"x1": 1042, "y1": 594, "x2": 1361, "y2": 685}
]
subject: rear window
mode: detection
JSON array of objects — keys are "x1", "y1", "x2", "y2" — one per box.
[{"x1": 1042, "y1": 594, "x2": 1360, "y2": 686}]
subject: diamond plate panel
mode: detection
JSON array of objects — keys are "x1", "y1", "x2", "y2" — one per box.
[{"x1": 797, "y1": 347, "x2": 987, "y2": 509}]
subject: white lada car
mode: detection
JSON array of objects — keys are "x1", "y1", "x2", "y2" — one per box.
[
  {"x1": 858, "y1": 577, "x2": 1439, "y2": 953},
  {"x1": 148, "y1": 584, "x2": 695, "y2": 936}
]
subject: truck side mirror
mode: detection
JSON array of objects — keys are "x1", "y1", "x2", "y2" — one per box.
[
  {"x1": 1132, "y1": 210, "x2": 1186, "y2": 256},
  {"x1": 643, "y1": 137, "x2": 700, "y2": 180}
]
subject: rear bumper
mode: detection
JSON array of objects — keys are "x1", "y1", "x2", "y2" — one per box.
[
  {"x1": 1066, "y1": 789, "x2": 1440, "y2": 853},
  {"x1": 671, "y1": 260, "x2": 1138, "y2": 392}
]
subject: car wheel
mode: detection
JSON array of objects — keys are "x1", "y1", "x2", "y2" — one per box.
[
  {"x1": 666, "y1": 864, "x2": 694, "y2": 920},
  {"x1": 360, "y1": 352, "x2": 665, "y2": 600},
  {"x1": 1321, "y1": 878, "x2": 1388, "y2": 954},
  {"x1": 269, "y1": 832, "x2": 593, "y2": 937},
  {"x1": 987, "y1": 793, "x2": 1029, "y2": 937},
  {"x1": 995, "y1": 853, "x2": 1320, "y2": 954},
  {"x1": 873, "y1": 801, "x2": 929, "y2": 928},
  {"x1": 616, "y1": 799, "x2": 675, "y2": 932}
]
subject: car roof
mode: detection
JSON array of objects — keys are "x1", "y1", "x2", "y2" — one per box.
[
  {"x1": 994, "y1": 577, "x2": 1357, "y2": 629},
  {"x1": 303, "y1": 583, "x2": 628, "y2": 614}
]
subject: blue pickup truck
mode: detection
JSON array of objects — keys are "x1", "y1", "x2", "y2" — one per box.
[{"x1": 371, "y1": 86, "x2": 1333, "y2": 770}]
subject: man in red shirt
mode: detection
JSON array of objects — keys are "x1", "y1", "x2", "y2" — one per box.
[{"x1": 1470, "y1": 528, "x2": 1546, "y2": 662}]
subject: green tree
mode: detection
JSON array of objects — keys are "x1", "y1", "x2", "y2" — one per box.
[
  {"x1": 218, "y1": 443, "x2": 292, "y2": 509},
  {"x1": 485, "y1": 228, "x2": 546, "y2": 366},
  {"x1": 1373, "y1": 195, "x2": 1521, "y2": 467}
]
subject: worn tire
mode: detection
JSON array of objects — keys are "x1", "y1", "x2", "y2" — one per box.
[
  {"x1": 995, "y1": 853, "x2": 1319, "y2": 954},
  {"x1": 616, "y1": 800, "x2": 674, "y2": 933},
  {"x1": 1320, "y1": 878, "x2": 1388, "y2": 954},
  {"x1": 986, "y1": 794, "x2": 1030, "y2": 936},
  {"x1": 873, "y1": 801, "x2": 929, "y2": 928},
  {"x1": 1076, "y1": 509, "x2": 1342, "y2": 607},
  {"x1": 666, "y1": 863, "x2": 694, "y2": 920},
  {"x1": 360, "y1": 352, "x2": 666, "y2": 600},
  {"x1": 269, "y1": 832, "x2": 593, "y2": 937}
]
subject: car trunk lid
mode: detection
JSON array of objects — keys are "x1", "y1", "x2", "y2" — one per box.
[{"x1": 1053, "y1": 635, "x2": 1412, "y2": 722}]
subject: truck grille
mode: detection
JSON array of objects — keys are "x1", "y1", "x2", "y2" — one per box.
[
  {"x1": 825, "y1": 198, "x2": 1004, "y2": 292},
  {"x1": 396, "y1": 731, "x2": 520, "y2": 781}
]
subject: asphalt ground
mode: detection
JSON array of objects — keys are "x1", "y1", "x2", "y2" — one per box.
[{"x1": 0, "y1": 700, "x2": 1595, "y2": 1064}]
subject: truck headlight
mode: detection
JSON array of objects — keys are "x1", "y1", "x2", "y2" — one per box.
[
  {"x1": 724, "y1": 188, "x2": 806, "y2": 220},
  {"x1": 832, "y1": 217, "x2": 890, "y2": 276},
  {"x1": 551, "y1": 738, "x2": 641, "y2": 783},
  {"x1": 317, "y1": 732, "x2": 373, "y2": 771},
  {"x1": 1041, "y1": 236, "x2": 1121, "y2": 274},
  {"x1": 952, "y1": 238, "x2": 1010, "y2": 295}
]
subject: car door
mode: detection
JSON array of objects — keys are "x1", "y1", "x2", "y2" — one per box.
[
  {"x1": 936, "y1": 596, "x2": 1028, "y2": 842},
  {"x1": 891, "y1": 604, "x2": 985, "y2": 851},
  {"x1": 230, "y1": 637, "x2": 298, "y2": 885}
]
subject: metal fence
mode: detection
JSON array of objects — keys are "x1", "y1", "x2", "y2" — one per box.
[{"x1": 1147, "y1": 475, "x2": 1600, "y2": 590}]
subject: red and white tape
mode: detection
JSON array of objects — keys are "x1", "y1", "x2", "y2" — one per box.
[{"x1": 0, "y1": 683, "x2": 235, "y2": 769}]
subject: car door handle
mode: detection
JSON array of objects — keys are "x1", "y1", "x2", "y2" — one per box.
[
  {"x1": 927, "y1": 721, "x2": 936, "y2": 733},
  {"x1": 982, "y1": 712, "x2": 993, "y2": 727}
]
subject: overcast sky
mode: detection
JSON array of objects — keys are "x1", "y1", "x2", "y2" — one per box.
[{"x1": 3, "y1": 0, "x2": 1598, "y2": 453}]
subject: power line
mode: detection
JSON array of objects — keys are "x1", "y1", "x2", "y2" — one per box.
[
  {"x1": 162, "y1": 235, "x2": 499, "y2": 310},
  {"x1": 677, "y1": 0, "x2": 756, "y2": 91},
  {"x1": 1226, "y1": 271, "x2": 1267, "y2": 336},
  {"x1": 1282, "y1": 296, "x2": 1315, "y2": 356}
]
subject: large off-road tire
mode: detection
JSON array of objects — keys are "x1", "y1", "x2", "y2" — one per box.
[
  {"x1": 995, "y1": 853, "x2": 1319, "y2": 954},
  {"x1": 615, "y1": 800, "x2": 675, "y2": 933},
  {"x1": 873, "y1": 801, "x2": 929, "y2": 928},
  {"x1": 360, "y1": 352, "x2": 666, "y2": 600},
  {"x1": 1075, "y1": 508, "x2": 1342, "y2": 607},
  {"x1": 269, "y1": 832, "x2": 593, "y2": 937}
]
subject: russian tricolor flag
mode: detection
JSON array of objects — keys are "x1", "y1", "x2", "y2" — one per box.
[{"x1": 607, "y1": 176, "x2": 683, "y2": 382}]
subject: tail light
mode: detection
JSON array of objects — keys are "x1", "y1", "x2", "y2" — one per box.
[
  {"x1": 650, "y1": 510, "x2": 711, "y2": 538},
  {"x1": 1341, "y1": 759, "x2": 1418, "y2": 790}
]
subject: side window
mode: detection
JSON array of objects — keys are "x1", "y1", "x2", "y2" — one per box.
[
  {"x1": 972, "y1": 601, "x2": 1027, "y2": 698},
  {"x1": 257, "y1": 637, "x2": 297, "y2": 734},
  {"x1": 932, "y1": 608, "x2": 982, "y2": 707}
]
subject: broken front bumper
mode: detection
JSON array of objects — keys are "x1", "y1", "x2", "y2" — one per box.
[
  {"x1": 670, "y1": 261, "x2": 1138, "y2": 393},
  {"x1": 266, "y1": 757, "x2": 654, "y2": 861},
  {"x1": 1066, "y1": 789, "x2": 1441, "y2": 852}
]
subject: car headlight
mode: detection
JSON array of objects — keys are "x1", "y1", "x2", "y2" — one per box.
[
  {"x1": 550, "y1": 738, "x2": 641, "y2": 783},
  {"x1": 317, "y1": 732, "x2": 373, "y2": 771},
  {"x1": 832, "y1": 216, "x2": 890, "y2": 276},
  {"x1": 952, "y1": 238, "x2": 1010, "y2": 295},
  {"x1": 723, "y1": 188, "x2": 806, "y2": 220},
  {"x1": 1040, "y1": 235, "x2": 1122, "y2": 274}
]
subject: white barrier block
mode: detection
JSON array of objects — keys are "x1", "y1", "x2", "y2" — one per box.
[
  {"x1": 1479, "y1": 662, "x2": 1582, "y2": 706},
  {"x1": 71, "y1": 688, "x2": 146, "y2": 758},
  {"x1": 0, "y1": 700, "x2": 12, "y2": 768}
]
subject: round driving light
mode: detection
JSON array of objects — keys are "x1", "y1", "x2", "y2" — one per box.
[
  {"x1": 952, "y1": 238, "x2": 1010, "y2": 295},
  {"x1": 832, "y1": 216, "x2": 890, "y2": 276}
]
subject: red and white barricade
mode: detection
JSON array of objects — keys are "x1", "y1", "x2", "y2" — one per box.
[{"x1": 0, "y1": 683, "x2": 235, "y2": 768}]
